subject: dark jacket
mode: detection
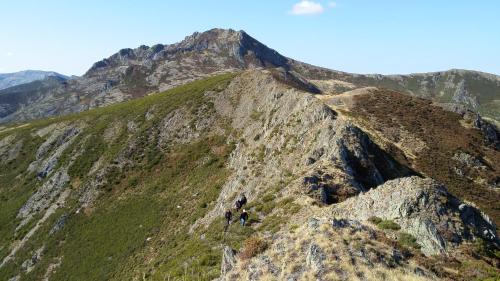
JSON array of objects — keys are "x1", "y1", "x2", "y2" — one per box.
[
  {"x1": 224, "y1": 211, "x2": 232, "y2": 220},
  {"x1": 240, "y1": 211, "x2": 249, "y2": 221},
  {"x1": 235, "y1": 201, "x2": 242, "y2": 210},
  {"x1": 239, "y1": 195, "x2": 247, "y2": 206}
]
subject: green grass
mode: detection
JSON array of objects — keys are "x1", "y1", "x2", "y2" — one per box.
[
  {"x1": 368, "y1": 216, "x2": 383, "y2": 224},
  {"x1": 368, "y1": 216, "x2": 401, "y2": 231},
  {"x1": 0, "y1": 73, "x2": 240, "y2": 281},
  {"x1": 50, "y1": 197, "x2": 163, "y2": 281},
  {"x1": 376, "y1": 219, "x2": 401, "y2": 231},
  {"x1": 398, "y1": 233, "x2": 420, "y2": 249}
]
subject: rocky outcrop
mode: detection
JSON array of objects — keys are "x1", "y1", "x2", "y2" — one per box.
[
  {"x1": 0, "y1": 135, "x2": 22, "y2": 164},
  {"x1": 27, "y1": 124, "x2": 81, "y2": 178},
  {"x1": 1, "y1": 70, "x2": 498, "y2": 280},
  {"x1": 217, "y1": 215, "x2": 436, "y2": 281},
  {"x1": 221, "y1": 246, "x2": 236, "y2": 276},
  {"x1": 16, "y1": 170, "x2": 70, "y2": 229},
  {"x1": 332, "y1": 176, "x2": 499, "y2": 256}
]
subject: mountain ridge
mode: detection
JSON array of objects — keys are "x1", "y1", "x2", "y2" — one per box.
[{"x1": 0, "y1": 28, "x2": 499, "y2": 124}]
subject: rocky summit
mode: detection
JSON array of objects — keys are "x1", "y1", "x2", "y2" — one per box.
[{"x1": 0, "y1": 29, "x2": 499, "y2": 281}]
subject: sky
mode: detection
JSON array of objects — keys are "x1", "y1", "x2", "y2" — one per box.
[{"x1": 1, "y1": 0, "x2": 499, "y2": 76}]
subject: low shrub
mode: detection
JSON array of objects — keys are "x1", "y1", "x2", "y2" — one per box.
[
  {"x1": 368, "y1": 216, "x2": 383, "y2": 224},
  {"x1": 398, "y1": 233, "x2": 420, "y2": 249},
  {"x1": 377, "y1": 219, "x2": 401, "y2": 231},
  {"x1": 240, "y1": 236, "x2": 267, "y2": 260}
]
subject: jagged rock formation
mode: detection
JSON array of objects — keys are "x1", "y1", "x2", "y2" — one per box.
[
  {"x1": 320, "y1": 87, "x2": 500, "y2": 227},
  {"x1": 0, "y1": 29, "x2": 292, "y2": 124}
]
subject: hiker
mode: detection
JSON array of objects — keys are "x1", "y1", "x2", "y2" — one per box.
[
  {"x1": 235, "y1": 200, "x2": 242, "y2": 211},
  {"x1": 240, "y1": 209, "x2": 249, "y2": 226},
  {"x1": 224, "y1": 209, "x2": 233, "y2": 232},
  {"x1": 224, "y1": 209, "x2": 232, "y2": 226},
  {"x1": 235, "y1": 194, "x2": 247, "y2": 211},
  {"x1": 239, "y1": 194, "x2": 247, "y2": 206}
]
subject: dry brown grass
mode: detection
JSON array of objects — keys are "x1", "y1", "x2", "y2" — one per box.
[{"x1": 239, "y1": 236, "x2": 268, "y2": 260}]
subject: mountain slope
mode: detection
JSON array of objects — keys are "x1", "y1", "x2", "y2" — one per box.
[
  {"x1": 1, "y1": 29, "x2": 499, "y2": 125},
  {"x1": 0, "y1": 70, "x2": 68, "y2": 90},
  {"x1": 0, "y1": 71, "x2": 498, "y2": 281},
  {"x1": 301, "y1": 65, "x2": 500, "y2": 122},
  {"x1": 0, "y1": 76, "x2": 69, "y2": 120}
]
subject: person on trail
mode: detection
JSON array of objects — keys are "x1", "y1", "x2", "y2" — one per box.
[
  {"x1": 235, "y1": 194, "x2": 247, "y2": 211},
  {"x1": 239, "y1": 194, "x2": 247, "y2": 206},
  {"x1": 224, "y1": 209, "x2": 232, "y2": 226},
  {"x1": 235, "y1": 200, "x2": 242, "y2": 211},
  {"x1": 240, "y1": 209, "x2": 249, "y2": 226},
  {"x1": 224, "y1": 209, "x2": 233, "y2": 232}
]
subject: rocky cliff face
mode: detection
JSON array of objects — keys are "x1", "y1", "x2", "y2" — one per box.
[{"x1": 0, "y1": 70, "x2": 498, "y2": 281}]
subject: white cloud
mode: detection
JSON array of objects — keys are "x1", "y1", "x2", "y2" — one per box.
[
  {"x1": 291, "y1": 0, "x2": 324, "y2": 15},
  {"x1": 329, "y1": 2, "x2": 337, "y2": 8}
]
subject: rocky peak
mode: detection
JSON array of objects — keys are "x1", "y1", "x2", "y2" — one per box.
[{"x1": 85, "y1": 28, "x2": 290, "y2": 77}]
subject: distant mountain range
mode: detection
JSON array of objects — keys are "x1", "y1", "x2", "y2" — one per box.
[
  {"x1": 0, "y1": 70, "x2": 69, "y2": 91},
  {"x1": 0, "y1": 29, "x2": 499, "y2": 124}
]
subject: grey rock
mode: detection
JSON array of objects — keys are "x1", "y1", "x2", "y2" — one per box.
[
  {"x1": 7, "y1": 275, "x2": 20, "y2": 281},
  {"x1": 21, "y1": 246, "x2": 44, "y2": 273},
  {"x1": 306, "y1": 243, "x2": 325, "y2": 273},
  {"x1": 17, "y1": 170, "x2": 70, "y2": 229},
  {"x1": 49, "y1": 214, "x2": 69, "y2": 235},
  {"x1": 332, "y1": 176, "x2": 499, "y2": 256},
  {"x1": 221, "y1": 246, "x2": 236, "y2": 276}
]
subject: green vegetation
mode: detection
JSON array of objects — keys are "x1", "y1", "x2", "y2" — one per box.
[
  {"x1": 398, "y1": 233, "x2": 420, "y2": 249},
  {"x1": 0, "y1": 73, "x2": 241, "y2": 281},
  {"x1": 368, "y1": 216, "x2": 383, "y2": 224},
  {"x1": 368, "y1": 216, "x2": 401, "y2": 231},
  {"x1": 376, "y1": 219, "x2": 401, "y2": 231},
  {"x1": 472, "y1": 238, "x2": 500, "y2": 260}
]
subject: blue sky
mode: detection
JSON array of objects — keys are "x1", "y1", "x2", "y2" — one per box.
[{"x1": 1, "y1": 0, "x2": 499, "y2": 76}]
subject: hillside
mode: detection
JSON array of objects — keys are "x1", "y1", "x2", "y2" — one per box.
[
  {"x1": 0, "y1": 71, "x2": 68, "y2": 91},
  {"x1": 300, "y1": 65, "x2": 500, "y2": 122},
  {"x1": 0, "y1": 29, "x2": 499, "y2": 125},
  {"x1": 0, "y1": 70, "x2": 499, "y2": 281}
]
